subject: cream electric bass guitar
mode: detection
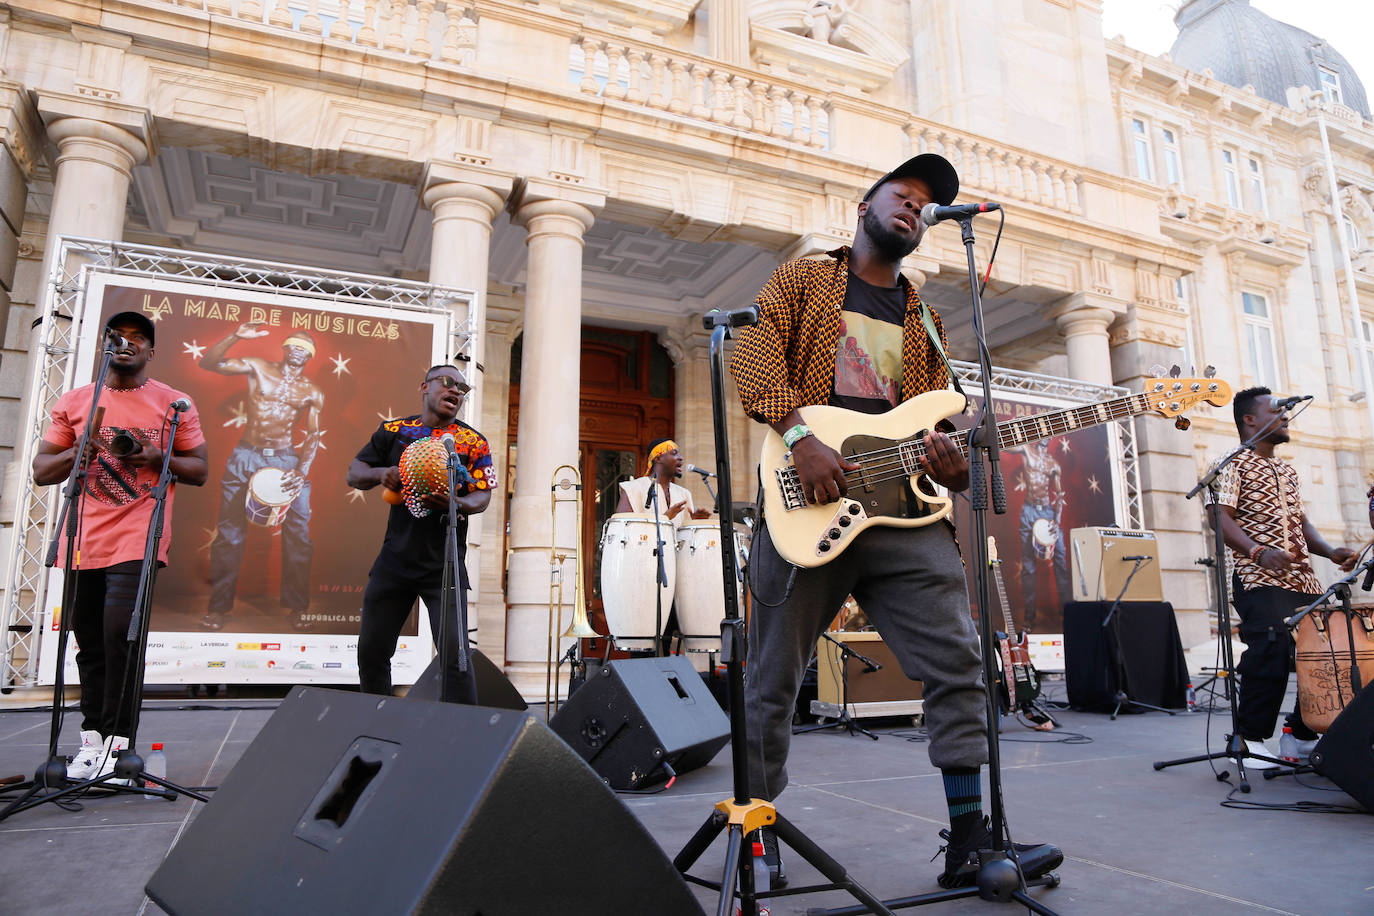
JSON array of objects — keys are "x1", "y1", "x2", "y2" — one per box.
[{"x1": 761, "y1": 373, "x2": 1232, "y2": 569}]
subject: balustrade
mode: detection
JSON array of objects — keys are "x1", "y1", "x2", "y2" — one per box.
[{"x1": 907, "y1": 125, "x2": 1083, "y2": 216}]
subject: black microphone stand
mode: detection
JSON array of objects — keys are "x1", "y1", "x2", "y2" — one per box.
[
  {"x1": 793, "y1": 631, "x2": 881, "y2": 740},
  {"x1": 673, "y1": 307, "x2": 895, "y2": 916},
  {"x1": 1100, "y1": 558, "x2": 1174, "y2": 719},
  {"x1": 645, "y1": 477, "x2": 668, "y2": 657},
  {"x1": 438, "y1": 443, "x2": 471, "y2": 703},
  {"x1": 2, "y1": 404, "x2": 212, "y2": 817},
  {"x1": 1153, "y1": 412, "x2": 1292, "y2": 789},
  {"x1": 2, "y1": 338, "x2": 122, "y2": 818}
]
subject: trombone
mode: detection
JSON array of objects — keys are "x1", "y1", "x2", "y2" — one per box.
[{"x1": 548, "y1": 463, "x2": 600, "y2": 717}]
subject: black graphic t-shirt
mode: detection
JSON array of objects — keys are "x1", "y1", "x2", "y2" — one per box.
[
  {"x1": 353, "y1": 415, "x2": 496, "y2": 578},
  {"x1": 829, "y1": 272, "x2": 906, "y2": 415}
]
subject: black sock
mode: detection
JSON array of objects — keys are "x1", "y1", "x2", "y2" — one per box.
[{"x1": 942, "y1": 766, "x2": 983, "y2": 844}]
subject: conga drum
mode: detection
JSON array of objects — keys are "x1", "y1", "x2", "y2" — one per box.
[
  {"x1": 599, "y1": 513, "x2": 674, "y2": 651},
  {"x1": 1294, "y1": 603, "x2": 1374, "y2": 733},
  {"x1": 674, "y1": 521, "x2": 750, "y2": 653}
]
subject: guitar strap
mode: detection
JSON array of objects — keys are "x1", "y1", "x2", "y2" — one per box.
[{"x1": 917, "y1": 298, "x2": 965, "y2": 398}]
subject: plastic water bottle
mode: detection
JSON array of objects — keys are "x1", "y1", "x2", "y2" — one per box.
[
  {"x1": 1279, "y1": 727, "x2": 1299, "y2": 763},
  {"x1": 1185, "y1": 682, "x2": 1197, "y2": 711},
  {"x1": 144, "y1": 742, "x2": 166, "y2": 797}
]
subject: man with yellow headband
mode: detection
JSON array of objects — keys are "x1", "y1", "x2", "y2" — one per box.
[
  {"x1": 199, "y1": 321, "x2": 324, "y2": 632},
  {"x1": 614, "y1": 438, "x2": 711, "y2": 526}
]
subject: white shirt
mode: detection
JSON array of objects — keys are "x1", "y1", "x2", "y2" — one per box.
[{"x1": 618, "y1": 476, "x2": 696, "y2": 530}]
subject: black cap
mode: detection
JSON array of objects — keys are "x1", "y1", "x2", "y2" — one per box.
[
  {"x1": 862, "y1": 153, "x2": 959, "y2": 206},
  {"x1": 105, "y1": 311, "x2": 156, "y2": 346}
]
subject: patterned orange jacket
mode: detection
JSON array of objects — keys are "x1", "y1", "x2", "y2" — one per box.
[{"x1": 730, "y1": 247, "x2": 952, "y2": 424}]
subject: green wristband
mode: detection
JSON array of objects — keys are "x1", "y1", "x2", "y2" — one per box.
[{"x1": 782, "y1": 423, "x2": 813, "y2": 449}]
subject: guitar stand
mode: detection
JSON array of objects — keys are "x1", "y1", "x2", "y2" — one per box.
[{"x1": 793, "y1": 632, "x2": 880, "y2": 741}]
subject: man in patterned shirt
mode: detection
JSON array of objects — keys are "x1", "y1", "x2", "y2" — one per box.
[
  {"x1": 730, "y1": 154, "x2": 1061, "y2": 889},
  {"x1": 347, "y1": 364, "x2": 495, "y2": 703},
  {"x1": 1213, "y1": 386, "x2": 1356, "y2": 768}
]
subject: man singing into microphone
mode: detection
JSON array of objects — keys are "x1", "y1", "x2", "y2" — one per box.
[
  {"x1": 1211, "y1": 387, "x2": 1356, "y2": 767},
  {"x1": 33, "y1": 312, "x2": 208, "y2": 779},
  {"x1": 730, "y1": 153, "x2": 1060, "y2": 888},
  {"x1": 347, "y1": 365, "x2": 495, "y2": 703},
  {"x1": 613, "y1": 439, "x2": 712, "y2": 528}
]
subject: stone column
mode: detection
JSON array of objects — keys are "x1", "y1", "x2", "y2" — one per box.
[
  {"x1": 421, "y1": 173, "x2": 510, "y2": 644},
  {"x1": 1048, "y1": 293, "x2": 1119, "y2": 387},
  {"x1": 504, "y1": 190, "x2": 600, "y2": 698},
  {"x1": 43, "y1": 116, "x2": 146, "y2": 261}
]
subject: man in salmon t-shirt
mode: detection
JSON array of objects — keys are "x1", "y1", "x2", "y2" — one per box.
[{"x1": 32, "y1": 311, "x2": 208, "y2": 782}]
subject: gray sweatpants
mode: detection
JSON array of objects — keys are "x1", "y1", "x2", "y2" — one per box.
[{"x1": 745, "y1": 519, "x2": 989, "y2": 799}]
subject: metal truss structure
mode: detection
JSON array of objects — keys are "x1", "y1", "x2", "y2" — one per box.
[
  {"x1": 950, "y1": 359, "x2": 1143, "y2": 530},
  {"x1": 1, "y1": 237, "x2": 471, "y2": 688}
]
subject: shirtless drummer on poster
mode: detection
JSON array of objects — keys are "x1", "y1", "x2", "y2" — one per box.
[{"x1": 200, "y1": 322, "x2": 324, "y2": 632}]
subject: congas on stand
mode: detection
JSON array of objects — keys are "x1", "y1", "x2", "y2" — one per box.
[
  {"x1": 599, "y1": 513, "x2": 675, "y2": 651},
  {"x1": 674, "y1": 520, "x2": 751, "y2": 655},
  {"x1": 245, "y1": 467, "x2": 295, "y2": 527},
  {"x1": 1294, "y1": 603, "x2": 1374, "y2": 733}
]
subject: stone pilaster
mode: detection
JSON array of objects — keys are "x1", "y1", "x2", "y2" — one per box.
[{"x1": 1047, "y1": 293, "x2": 1122, "y2": 387}]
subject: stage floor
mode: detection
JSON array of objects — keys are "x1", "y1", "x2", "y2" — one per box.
[{"x1": 1, "y1": 678, "x2": 1368, "y2": 915}]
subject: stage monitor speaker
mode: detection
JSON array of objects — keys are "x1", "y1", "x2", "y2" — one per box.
[
  {"x1": 1309, "y1": 684, "x2": 1374, "y2": 811},
  {"x1": 1069, "y1": 527, "x2": 1163, "y2": 602},
  {"x1": 549, "y1": 655, "x2": 730, "y2": 790},
  {"x1": 145, "y1": 687, "x2": 700, "y2": 916},
  {"x1": 405, "y1": 648, "x2": 527, "y2": 710}
]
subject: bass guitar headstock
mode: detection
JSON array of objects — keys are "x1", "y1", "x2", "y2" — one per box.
[{"x1": 1143, "y1": 365, "x2": 1232, "y2": 430}]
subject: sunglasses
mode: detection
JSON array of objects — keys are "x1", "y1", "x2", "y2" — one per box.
[{"x1": 427, "y1": 375, "x2": 471, "y2": 394}]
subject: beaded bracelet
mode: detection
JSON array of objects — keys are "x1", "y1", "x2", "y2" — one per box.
[
  {"x1": 1249, "y1": 543, "x2": 1268, "y2": 562},
  {"x1": 782, "y1": 423, "x2": 813, "y2": 449}
]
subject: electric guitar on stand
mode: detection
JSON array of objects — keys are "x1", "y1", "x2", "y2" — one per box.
[
  {"x1": 759, "y1": 371, "x2": 1232, "y2": 569},
  {"x1": 988, "y1": 536, "x2": 1041, "y2": 710}
]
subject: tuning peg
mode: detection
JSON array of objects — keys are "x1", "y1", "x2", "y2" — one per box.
[
  {"x1": 1169, "y1": 364, "x2": 1182, "y2": 378},
  {"x1": 1174, "y1": 417, "x2": 1191, "y2": 431},
  {"x1": 1149, "y1": 364, "x2": 1167, "y2": 377},
  {"x1": 1204, "y1": 365, "x2": 1217, "y2": 378}
]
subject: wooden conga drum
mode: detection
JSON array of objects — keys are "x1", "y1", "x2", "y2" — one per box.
[{"x1": 1294, "y1": 603, "x2": 1374, "y2": 733}]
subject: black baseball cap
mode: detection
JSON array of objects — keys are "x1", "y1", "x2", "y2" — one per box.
[
  {"x1": 105, "y1": 311, "x2": 156, "y2": 346},
  {"x1": 863, "y1": 153, "x2": 960, "y2": 206}
]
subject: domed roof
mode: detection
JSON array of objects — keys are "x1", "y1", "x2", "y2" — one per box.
[{"x1": 1169, "y1": 0, "x2": 1369, "y2": 120}]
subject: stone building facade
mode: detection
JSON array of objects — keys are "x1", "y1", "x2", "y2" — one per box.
[{"x1": 0, "y1": 0, "x2": 1369, "y2": 697}]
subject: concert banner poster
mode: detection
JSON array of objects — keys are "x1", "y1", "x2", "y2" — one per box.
[
  {"x1": 949, "y1": 389, "x2": 1127, "y2": 643},
  {"x1": 38, "y1": 273, "x2": 451, "y2": 686}
]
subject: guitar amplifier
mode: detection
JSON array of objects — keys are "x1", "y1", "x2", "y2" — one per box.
[
  {"x1": 816, "y1": 632, "x2": 923, "y2": 719},
  {"x1": 1069, "y1": 527, "x2": 1163, "y2": 603}
]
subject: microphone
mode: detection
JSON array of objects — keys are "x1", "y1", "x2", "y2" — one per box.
[
  {"x1": 170, "y1": 398, "x2": 192, "y2": 412},
  {"x1": 685, "y1": 463, "x2": 716, "y2": 478},
  {"x1": 104, "y1": 328, "x2": 128, "y2": 349},
  {"x1": 645, "y1": 486, "x2": 655, "y2": 510},
  {"x1": 1271, "y1": 394, "x2": 1313, "y2": 411},
  {"x1": 1122, "y1": 555, "x2": 1152, "y2": 562},
  {"x1": 702, "y1": 306, "x2": 760, "y2": 330},
  {"x1": 1361, "y1": 559, "x2": 1374, "y2": 592},
  {"x1": 920, "y1": 201, "x2": 1002, "y2": 226},
  {"x1": 440, "y1": 432, "x2": 457, "y2": 458}
]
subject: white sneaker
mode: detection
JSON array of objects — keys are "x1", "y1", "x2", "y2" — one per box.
[
  {"x1": 1242, "y1": 738, "x2": 1281, "y2": 770},
  {"x1": 94, "y1": 735, "x2": 131, "y2": 784},
  {"x1": 66, "y1": 730, "x2": 104, "y2": 780}
]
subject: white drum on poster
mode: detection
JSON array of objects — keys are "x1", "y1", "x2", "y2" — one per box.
[
  {"x1": 674, "y1": 521, "x2": 749, "y2": 652},
  {"x1": 599, "y1": 513, "x2": 675, "y2": 650}
]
